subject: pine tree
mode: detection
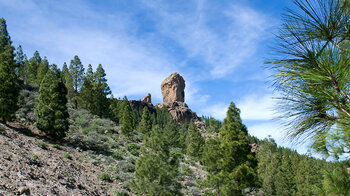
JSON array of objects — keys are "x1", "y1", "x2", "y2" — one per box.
[
  {"x1": 80, "y1": 64, "x2": 95, "y2": 111},
  {"x1": 202, "y1": 137, "x2": 225, "y2": 196},
  {"x1": 132, "y1": 125, "x2": 181, "y2": 195},
  {"x1": 120, "y1": 96, "x2": 134, "y2": 136},
  {"x1": 69, "y1": 55, "x2": 84, "y2": 109},
  {"x1": 275, "y1": 150, "x2": 297, "y2": 196},
  {"x1": 0, "y1": 18, "x2": 19, "y2": 124},
  {"x1": 27, "y1": 50, "x2": 41, "y2": 84},
  {"x1": 34, "y1": 67, "x2": 69, "y2": 138},
  {"x1": 108, "y1": 96, "x2": 121, "y2": 124},
  {"x1": 185, "y1": 121, "x2": 204, "y2": 158},
  {"x1": 219, "y1": 102, "x2": 259, "y2": 195},
  {"x1": 138, "y1": 106, "x2": 152, "y2": 134},
  {"x1": 256, "y1": 138, "x2": 280, "y2": 195},
  {"x1": 15, "y1": 45, "x2": 27, "y2": 82},
  {"x1": 36, "y1": 57, "x2": 49, "y2": 85},
  {"x1": 92, "y1": 64, "x2": 111, "y2": 117}
]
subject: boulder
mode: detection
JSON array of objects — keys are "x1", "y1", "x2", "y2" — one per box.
[{"x1": 161, "y1": 72, "x2": 185, "y2": 104}]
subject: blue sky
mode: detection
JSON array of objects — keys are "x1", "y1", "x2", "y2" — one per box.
[{"x1": 0, "y1": 0, "x2": 311, "y2": 154}]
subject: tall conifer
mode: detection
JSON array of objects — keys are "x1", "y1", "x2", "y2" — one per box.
[
  {"x1": 69, "y1": 55, "x2": 84, "y2": 109},
  {"x1": 93, "y1": 64, "x2": 111, "y2": 117},
  {"x1": 35, "y1": 67, "x2": 69, "y2": 138},
  {"x1": 138, "y1": 106, "x2": 152, "y2": 134},
  {"x1": 27, "y1": 50, "x2": 41, "y2": 84},
  {"x1": 121, "y1": 96, "x2": 134, "y2": 136},
  {"x1": 219, "y1": 102, "x2": 259, "y2": 195},
  {"x1": 0, "y1": 18, "x2": 19, "y2": 124},
  {"x1": 132, "y1": 126, "x2": 181, "y2": 195}
]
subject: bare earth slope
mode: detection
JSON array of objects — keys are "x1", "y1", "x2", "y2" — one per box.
[{"x1": 0, "y1": 123, "x2": 117, "y2": 196}]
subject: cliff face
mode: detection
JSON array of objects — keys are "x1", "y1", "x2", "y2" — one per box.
[{"x1": 161, "y1": 72, "x2": 185, "y2": 104}]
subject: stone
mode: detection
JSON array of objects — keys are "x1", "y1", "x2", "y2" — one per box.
[
  {"x1": 18, "y1": 186, "x2": 30, "y2": 194},
  {"x1": 141, "y1": 93, "x2": 152, "y2": 104},
  {"x1": 161, "y1": 72, "x2": 185, "y2": 104}
]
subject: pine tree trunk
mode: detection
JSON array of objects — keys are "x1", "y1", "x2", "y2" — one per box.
[
  {"x1": 2, "y1": 117, "x2": 6, "y2": 125},
  {"x1": 217, "y1": 183, "x2": 220, "y2": 196}
]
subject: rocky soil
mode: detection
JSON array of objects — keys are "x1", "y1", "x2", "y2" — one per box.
[{"x1": 0, "y1": 123, "x2": 120, "y2": 196}]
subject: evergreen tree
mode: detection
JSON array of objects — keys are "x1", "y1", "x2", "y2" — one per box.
[
  {"x1": 15, "y1": 45, "x2": 27, "y2": 82},
  {"x1": 92, "y1": 64, "x2": 111, "y2": 117},
  {"x1": 0, "y1": 18, "x2": 19, "y2": 124},
  {"x1": 69, "y1": 55, "x2": 84, "y2": 109},
  {"x1": 61, "y1": 62, "x2": 68, "y2": 83},
  {"x1": 132, "y1": 126, "x2": 181, "y2": 195},
  {"x1": 36, "y1": 57, "x2": 49, "y2": 85},
  {"x1": 34, "y1": 67, "x2": 69, "y2": 138},
  {"x1": 323, "y1": 164, "x2": 350, "y2": 196},
  {"x1": 109, "y1": 96, "x2": 121, "y2": 124},
  {"x1": 164, "y1": 120, "x2": 180, "y2": 148},
  {"x1": 219, "y1": 102, "x2": 259, "y2": 195},
  {"x1": 120, "y1": 96, "x2": 134, "y2": 136},
  {"x1": 275, "y1": 150, "x2": 297, "y2": 196},
  {"x1": 62, "y1": 62, "x2": 74, "y2": 103},
  {"x1": 138, "y1": 106, "x2": 152, "y2": 134},
  {"x1": 27, "y1": 50, "x2": 41, "y2": 84},
  {"x1": 202, "y1": 137, "x2": 225, "y2": 196},
  {"x1": 256, "y1": 138, "x2": 280, "y2": 195},
  {"x1": 80, "y1": 64, "x2": 95, "y2": 111},
  {"x1": 185, "y1": 121, "x2": 205, "y2": 158}
]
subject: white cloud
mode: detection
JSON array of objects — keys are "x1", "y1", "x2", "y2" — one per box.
[
  {"x1": 140, "y1": 1, "x2": 274, "y2": 79},
  {"x1": 0, "y1": 0, "x2": 177, "y2": 101},
  {"x1": 237, "y1": 93, "x2": 278, "y2": 121}
]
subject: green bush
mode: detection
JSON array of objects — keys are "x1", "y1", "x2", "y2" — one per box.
[
  {"x1": 64, "y1": 152, "x2": 72, "y2": 160},
  {"x1": 99, "y1": 173, "x2": 111, "y2": 182},
  {"x1": 52, "y1": 144, "x2": 61, "y2": 149},
  {"x1": 22, "y1": 128, "x2": 33, "y2": 136},
  {"x1": 117, "y1": 160, "x2": 135, "y2": 173},
  {"x1": 113, "y1": 151, "x2": 124, "y2": 160},
  {"x1": 32, "y1": 154, "x2": 39, "y2": 159}
]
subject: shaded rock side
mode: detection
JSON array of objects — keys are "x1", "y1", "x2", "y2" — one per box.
[
  {"x1": 160, "y1": 101, "x2": 205, "y2": 130},
  {"x1": 141, "y1": 93, "x2": 152, "y2": 104},
  {"x1": 161, "y1": 73, "x2": 185, "y2": 104},
  {"x1": 129, "y1": 100, "x2": 156, "y2": 114}
]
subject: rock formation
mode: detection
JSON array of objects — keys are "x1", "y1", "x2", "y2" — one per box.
[
  {"x1": 141, "y1": 93, "x2": 151, "y2": 104},
  {"x1": 161, "y1": 72, "x2": 185, "y2": 104},
  {"x1": 160, "y1": 73, "x2": 205, "y2": 130}
]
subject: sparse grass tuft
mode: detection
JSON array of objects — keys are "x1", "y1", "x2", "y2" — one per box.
[
  {"x1": 64, "y1": 152, "x2": 72, "y2": 160},
  {"x1": 99, "y1": 173, "x2": 111, "y2": 182},
  {"x1": 37, "y1": 141, "x2": 48, "y2": 149},
  {"x1": 32, "y1": 154, "x2": 39, "y2": 159},
  {"x1": 52, "y1": 144, "x2": 61, "y2": 149}
]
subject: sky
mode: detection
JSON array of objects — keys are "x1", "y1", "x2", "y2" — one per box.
[{"x1": 0, "y1": 0, "x2": 312, "y2": 154}]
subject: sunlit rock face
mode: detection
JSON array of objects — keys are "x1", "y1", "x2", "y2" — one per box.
[{"x1": 161, "y1": 72, "x2": 185, "y2": 104}]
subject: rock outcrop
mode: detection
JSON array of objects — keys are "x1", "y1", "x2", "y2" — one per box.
[
  {"x1": 129, "y1": 100, "x2": 156, "y2": 114},
  {"x1": 161, "y1": 72, "x2": 185, "y2": 104},
  {"x1": 141, "y1": 93, "x2": 151, "y2": 104}
]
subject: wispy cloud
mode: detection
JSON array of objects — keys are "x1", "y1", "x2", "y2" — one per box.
[
  {"x1": 140, "y1": 0, "x2": 275, "y2": 79},
  {"x1": 0, "y1": 0, "x2": 178, "y2": 101}
]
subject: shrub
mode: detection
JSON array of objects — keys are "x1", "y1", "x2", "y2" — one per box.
[
  {"x1": 37, "y1": 141, "x2": 48, "y2": 149},
  {"x1": 117, "y1": 160, "x2": 135, "y2": 173},
  {"x1": 113, "y1": 151, "x2": 124, "y2": 160},
  {"x1": 130, "y1": 149, "x2": 139, "y2": 156},
  {"x1": 99, "y1": 173, "x2": 111, "y2": 182},
  {"x1": 22, "y1": 128, "x2": 33, "y2": 136},
  {"x1": 32, "y1": 154, "x2": 39, "y2": 159},
  {"x1": 52, "y1": 144, "x2": 61, "y2": 149},
  {"x1": 64, "y1": 152, "x2": 72, "y2": 160},
  {"x1": 115, "y1": 189, "x2": 129, "y2": 196}
]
